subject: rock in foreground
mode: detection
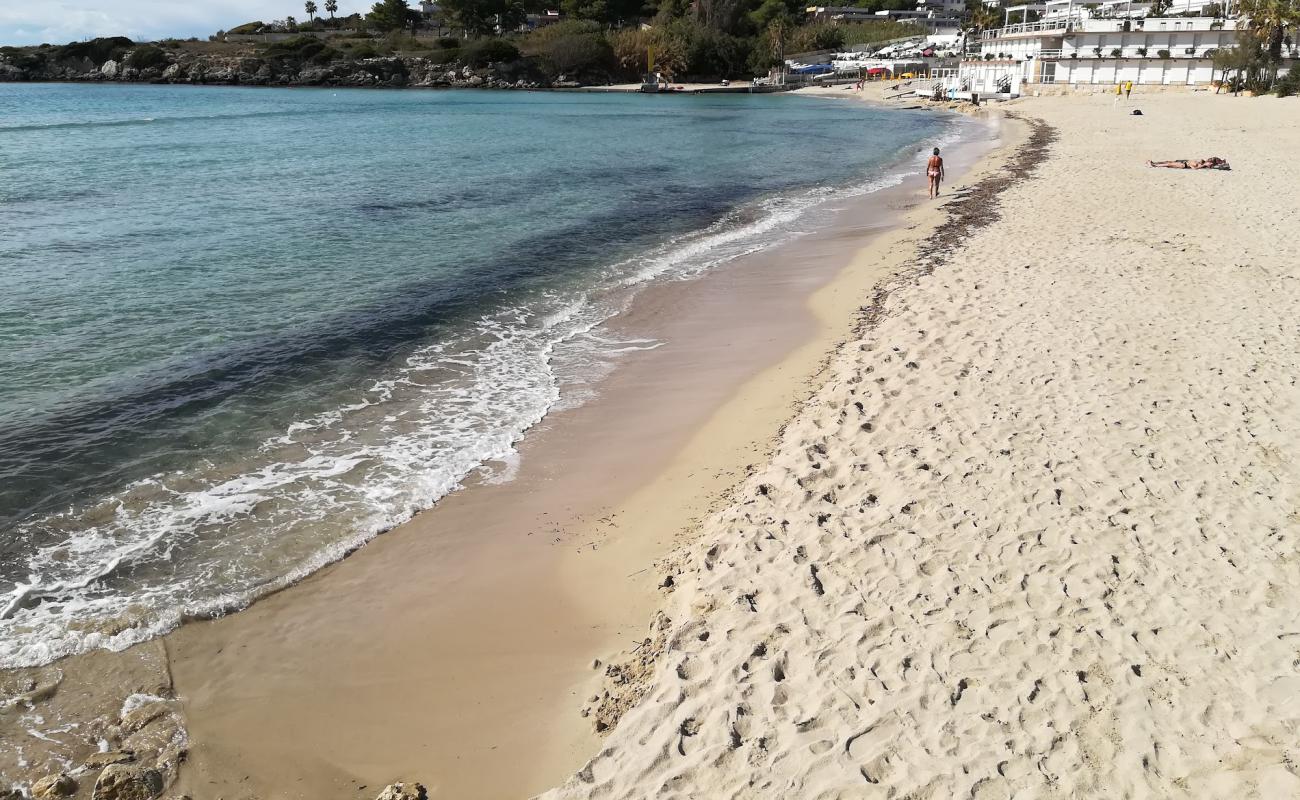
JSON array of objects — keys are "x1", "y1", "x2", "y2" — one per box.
[{"x1": 375, "y1": 782, "x2": 428, "y2": 800}]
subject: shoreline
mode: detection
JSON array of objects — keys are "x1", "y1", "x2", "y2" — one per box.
[
  {"x1": 542, "y1": 91, "x2": 1300, "y2": 799},
  {"x1": 164, "y1": 109, "x2": 1009, "y2": 800},
  {"x1": 0, "y1": 95, "x2": 1003, "y2": 800}
]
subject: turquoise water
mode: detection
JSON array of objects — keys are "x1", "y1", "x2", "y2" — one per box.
[{"x1": 0, "y1": 83, "x2": 953, "y2": 667}]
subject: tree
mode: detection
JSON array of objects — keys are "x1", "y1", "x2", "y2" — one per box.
[
  {"x1": 368, "y1": 0, "x2": 417, "y2": 31},
  {"x1": 695, "y1": 0, "x2": 749, "y2": 33},
  {"x1": 523, "y1": 20, "x2": 616, "y2": 77},
  {"x1": 325, "y1": 0, "x2": 339, "y2": 20},
  {"x1": 305, "y1": 1, "x2": 319, "y2": 22},
  {"x1": 1236, "y1": 0, "x2": 1299, "y2": 74},
  {"x1": 440, "y1": 0, "x2": 525, "y2": 34},
  {"x1": 746, "y1": 0, "x2": 800, "y2": 32},
  {"x1": 971, "y1": 4, "x2": 1001, "y2": 33}
]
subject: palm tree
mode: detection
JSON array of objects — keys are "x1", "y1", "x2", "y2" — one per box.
[
  {"x1": 325, "y1": 0, "x2": 339, "y2": 22},
  {"x1": 305, "y1": 1, "x2": 318, "y2": 22},
  {"x1": 971, "y1": 5, "x2": 1002, "y2": 34},
  {"x1": 1237, "y1": 0, "x2": 1299, "y2": 69}
]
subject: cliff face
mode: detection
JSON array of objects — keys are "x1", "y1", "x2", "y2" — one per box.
[{"x1": 0, "y1": 49, "x2": 542, "y2": 89}]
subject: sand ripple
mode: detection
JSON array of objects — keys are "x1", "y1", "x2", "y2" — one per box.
[{"x1": 543, "y1": 94, "x2": 1300, "y2": 799}]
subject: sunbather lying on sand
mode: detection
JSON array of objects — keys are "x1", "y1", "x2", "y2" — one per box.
[{"x1": 1148, "y1": 157, "x2": 1231, "y2": 170}]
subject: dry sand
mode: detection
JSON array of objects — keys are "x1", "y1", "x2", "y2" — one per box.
[{"x1": 541, "y1": 93, "x2": 1300, "y2": 799}]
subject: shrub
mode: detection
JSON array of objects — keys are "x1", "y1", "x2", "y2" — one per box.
[
  {"x1": 461, "y1": 37, "x2": 521, "y2": 66},
  {"x1": 264, "y1": 35, "x2": 342, "y2": 65},
  {"x1": 1157, "y1": 48, "x2": 1171, "y2": 58},
  {"x1": 611, "y1": 26, "x2": 685, "y2": 79},
  {"x1": 787, "y1": 22, "x2": 842, "y2": 54},
  {"x1": 126, "y1": 44, "x2": 169, "y2": 69},
  {"x1": 680, "y1": 25, "x2": 749, "y2": 79},
  {"x1": 1275, "y1": 68, "x2": 1300, "y2": 97},
  {"x1": 0, "y1": 46, "x2": 47, "y2": 70},
  {"x1": 228, "y1": 21, "x2": 264, "y2": 35},
  {"x1": 55, "y1": 36, "x2": 134, "y2": 64},
  {"x1": 349, "y1": 42, "x2": 381, "y2": 58},
  {"x1": 436, "y1": 37, "x2": 461, "y2": 49},
  {"x1": 535, "y1": 32, "x2": 614, "y2": 78},
  {"x1": 427, "y1": 45, "x2": 460, "y2": 63},
  {"x1": 523, "y1": 21, "x2": 613, "y2": 79},
  {"x1": 1110, "y1": 47, "x2": 1122, "y2": 57},
  {"x1": 380, "y1": 31, "x2": 422, "y2": 52},
  {"x1": 1135, "y1": 46, "x2": 1147, "y2": 56}
]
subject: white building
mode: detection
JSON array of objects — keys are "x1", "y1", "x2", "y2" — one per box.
[
  {"x1": 916, "y1": 0, "x2": 966, "y2": 14},
  {"x1": 807, "y1": 6, "x2": 962, "y2": 32},
  {"x1": 1057, "y1": 16, "x2": 1240, "y2": 85},
  {"x1": 949, "y1": 5, "x2": 1252, "y2": 95}
]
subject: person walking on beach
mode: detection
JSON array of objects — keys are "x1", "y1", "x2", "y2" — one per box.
[
  {"x1": 927, "y1": 147, "x2": 945, "y2": 199},
  {"x1": 1125, "y1": 80, "x2": 1133, "y2": 98}
]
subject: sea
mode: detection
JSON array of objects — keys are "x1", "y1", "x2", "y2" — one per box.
[{"x1": 0, "y1": 83, "x2": 957, "y2": 669}]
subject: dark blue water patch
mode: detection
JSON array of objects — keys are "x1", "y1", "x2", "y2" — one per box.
[
  {"x1": 356, "y1": 185, "x2": 498, "y2": 216},
  {"x1": 0, "y1": 105, "x2": 383, "y2": 134},
  {"x1": 0, "y1": 184, "x2": 760, "y2": 529},
  {"x1": 0, "y1": 84, "x2": 960, "y2": 667},
  {"x1": 0, "y1": 186, "x2": 107, "y2": 205}
]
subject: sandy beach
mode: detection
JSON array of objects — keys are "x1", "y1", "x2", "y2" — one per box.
[
  {"x1": 161, "y1": 117, "x2": 1001, "y2": 800},
  {"x1": 5, "y1": 87, "x2": 1297, "y2": 800},
  {"x1": 1, "y1": 96, "x2": 1001, "y2": 800},
  {"x1": 542, "y1": 91, "x2": 1300, "y2": 798}
]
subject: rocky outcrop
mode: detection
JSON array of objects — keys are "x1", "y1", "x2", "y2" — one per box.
[
  {"x1": 30, "y1": 773, "x2": 77, "y2": 799},
  {"x1": 92, "y1": 764, "x2": 163, "y2": 800},
  {"x1": 82, "y1": 750, "x2": 136, "y2": 770},
  {"x1": 0, "y1": 655, "x2": 186, "y2": 800},
  {"x1": 375, "y1": 783, "x2": 429, "y2": 800},
  {"x1": 0, "y1": 47, "x2": 545, "y2": 89}
]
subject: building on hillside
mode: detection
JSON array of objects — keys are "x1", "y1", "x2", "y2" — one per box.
[
  {"x1": 806, "y1": 6, "x2": 886, "y2": 22},
  {"x1": 943, "y1": 4, "x2": 1279, "y2": 96},
  {"x1": 524, "y1": 9, "x2": 564, "y2": 28},
  {"x1": 806, "y1": 6, "x2": 961, "y2": 32},
  {"x1": 916, "y1": 0, "x2": 966, "y2": 13}
]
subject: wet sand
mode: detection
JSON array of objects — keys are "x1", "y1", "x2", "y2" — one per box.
[{"x1": 164, "y1": 115, "x2": 1004, "y2": 799}]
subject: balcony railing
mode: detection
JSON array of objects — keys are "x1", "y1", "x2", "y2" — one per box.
[
  {"x1": 982, "y1": 19, "x2": 1075, "y2": 38},
  {"x1": 1065, "y1": 47, "x2": 1224, "y2": 58}
]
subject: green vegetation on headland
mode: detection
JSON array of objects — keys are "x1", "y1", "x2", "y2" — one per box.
[
  {"x1": 0, "y1": 0, "x2": 924, "y2": 88},
  {"x1": 1, "y1": 0, "x2": 1293, "y2": 92}
]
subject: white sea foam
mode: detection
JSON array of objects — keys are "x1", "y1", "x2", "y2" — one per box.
[{"x1": 0, "y1": 114, "x2": 971, "y2": 669}]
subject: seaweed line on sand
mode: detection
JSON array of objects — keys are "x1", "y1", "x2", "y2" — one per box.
[{"x1": 575, "y1": 113, "x2": 1059, "y2": 742}]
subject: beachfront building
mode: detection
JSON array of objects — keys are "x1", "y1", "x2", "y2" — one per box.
[
  {"x1": 948, "y1": 2, "x2": 1250, "y2": 96},
  {"x1": 1056, "y1": 16, "x2": 1240, "y2": 85},
  {"x1": 807, "y1": 6, "x2": 962, "y2": 32}
]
